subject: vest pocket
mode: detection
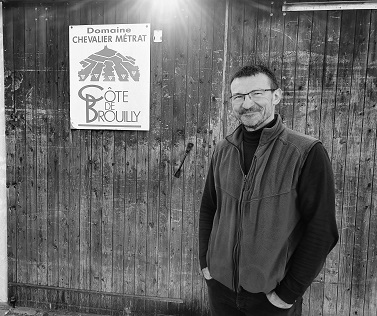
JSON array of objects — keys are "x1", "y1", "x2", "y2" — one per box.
[{"x1": 285, "y1": 221, "x2": 305, "y2": 273}]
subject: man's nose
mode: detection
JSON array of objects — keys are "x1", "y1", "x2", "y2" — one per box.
[{"x1": 242, "y1": 95, "x2": 254, "y2": 109}]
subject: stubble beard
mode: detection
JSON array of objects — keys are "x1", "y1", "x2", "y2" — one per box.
[
  {"x1": 243, "y1": 119, "x2": 265, "y2": 131},
  {"x1": 241, "y1": 110, "x2": 274, "y2": 132},
  {"x1": 240, "y1": 111, "x2": 266, "y2": 131}
]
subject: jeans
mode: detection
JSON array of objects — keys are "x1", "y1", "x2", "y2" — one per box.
[{"x1": 206, "y1": 279, "x2": 302, "y2": 316}]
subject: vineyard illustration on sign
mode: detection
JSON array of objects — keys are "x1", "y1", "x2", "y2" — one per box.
[{"x1": 78, "y1": 45, "x2": 140, "y2": 82}]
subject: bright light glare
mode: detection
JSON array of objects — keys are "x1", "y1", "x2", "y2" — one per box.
[
  {"x1": 156, "y1": 0, "x2": 179, "y2": 6},
  {"x1": 146, "y1": 0, "x2": 201, "y2": 26},
  {"x1": 146, "y1": 0, "x2": 189, "y2": 23},
  {"x1": 153, "y1": 0, "x2": 180, "y2": 13}
]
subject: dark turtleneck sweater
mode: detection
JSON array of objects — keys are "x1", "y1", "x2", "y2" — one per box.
[
  {"x1": 242, "y1": 117, "x2": 277, "y2": 174},
  {"x1": 199, "y1": 117, "x2": 338, "y2": 304}
]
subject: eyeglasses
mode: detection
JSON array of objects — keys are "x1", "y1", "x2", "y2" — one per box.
[{"x1": 230, "y1": 89, "x2": 277, "y2": 105}]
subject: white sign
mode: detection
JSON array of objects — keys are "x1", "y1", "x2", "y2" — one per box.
[{"x1": 69, "y1": 23, "x2": 150, "y2": 130}]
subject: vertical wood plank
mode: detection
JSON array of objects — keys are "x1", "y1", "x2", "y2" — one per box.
[
  {"x1": 67, "y1": 1, "x2": 81, "y2": 290},
  {"x1": 111, "y1": 0, "x2": 127, "y2": 297},
  {"x1": 228, "y1": 0, "x2": 243, "y2": 70},
  {"x1": 209, "y1": 0, "x2": 226, "y2": 155},
  {"x1": 79, "y1": 128, "x2": 93, "y2": 291},
  {"x1": 181, "y1": 0, "x2": 201, "y2": 313},
  {"x1": 13, "y1": 4, "x2": 28, "y2": 285},
  {"x1": 123, "y1": 105, "x2": 137, "y2": 295},
  {"x1": 242, "y1": 1, "x2": 258, "y2": 65},
  {"x1": 3, "y1": 3, "x2": 14, "y2": 74},
  {"x1": 88, "y1": 105, "x2": 103, "y2": 292},
  {"x1": 55, "y1": 3, "x2": 70, "y2": 290},
  {"x1": 305, "y1": 9, "x2": 328, "y2": 316},
  {"x1": 157, "y1": 0, "x2": 175, "y2": 299},
  {"x1": 198, "y1": 2, "x2": 215, "y2": 313},
  {"x1": 135, "y1": 132, "x2": 148, "y2": 298},
  {"x1": 122, "y1": 0, "x2": 137, "y2": 298},
  {"x1": 320, "y1": 10, "x2": 342, "y2": 315},
  {"x1": 24, "y1": 3, "x2": 38, "y2": 287},
  {"x1": 76, "y1": 1, "x2": 92, "y2": 292},
  {"x1": 101, "y1": 128, "x2": 115, "y2": 293},
  {"x1": 305, "y1": 10, "x2": 327, "y2": 138},
  {"x1": 333, "y1": 9, "x2": 357, "y2": 316},
  {"x1": 255, "y1": 0, "x2": 271, "y2": 65},
  {"x1": 226, "y1": 0, "x2": 244, "y2": 133},
  {"x1": 306, "y1": 282, "x2": 322, "y2": 316},
  {"x1": 349, "y1": 9, "x2": 372, "y2": 316},
  {"x1": 89, "y1": 2, "x2": 104, "y2": 293},
  {"x1": 145, "y1": 0, "x2": 162, "y2": 301},
  {"x1": 169, "y1": 1, "x2": 189, "y2": 302},
  {"x1": 280, "y1": 10, "x2": 299, "y2": 128},
  {"x1": 101, "y1": 0, "x2": 116, "y2": 294},
  {"x1": 319, "y1": 10, "x2": 341, "y2": 156},
  {"x1": 46, "y1": 3, "x2": 60, "y2": 288},
  {"x1": 293, "y1": 11, "x2": 313, "y2": 134},
  {"x1": 68, "y1": 123, "x2": 81, "y2": 290},
  {"x1": 363, "y1": 11, "x2": 377, "y2": 316},
  {"x1": 269, "y1": 0, "x2": 285, "y2": 94},
  {"x1": 3, "y1": 3, "x2": 17, "y2": 285},
  {"x1": 111, "y1": 123, "x2": 126, "y2": 293},
  {"x1": 134, "y1": 4, "x2": 148, "y2": 300},
  {"x1": 35, "y1": 4, "x2": 48, "y2": 287}
]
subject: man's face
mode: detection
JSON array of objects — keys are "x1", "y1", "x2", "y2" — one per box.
[{"x1": 230, "y1": 73, "x2": 282, "y2": 131}]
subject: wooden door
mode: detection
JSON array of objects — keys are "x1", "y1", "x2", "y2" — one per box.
[{"x1": 4, "y1": 0, "x2": 377, "y2": 315}]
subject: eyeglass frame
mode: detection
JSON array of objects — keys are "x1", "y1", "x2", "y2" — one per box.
[{"x1": 229, "y1": 88, "x2": 278, "y2": 105}]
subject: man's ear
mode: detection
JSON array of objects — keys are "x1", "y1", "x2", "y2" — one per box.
[{"x1": 272, "y1": 88, "x2": 282, "y2": 105}]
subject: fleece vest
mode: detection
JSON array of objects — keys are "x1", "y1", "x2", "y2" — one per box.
[{"x1": 206, "y1": 115, "x2": 319, "y2": 294}]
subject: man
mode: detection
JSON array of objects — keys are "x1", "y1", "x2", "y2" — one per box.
[{"x1": 199, "y1": 64, "x2": 339, "y2": 315}]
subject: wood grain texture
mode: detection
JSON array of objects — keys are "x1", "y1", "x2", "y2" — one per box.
[
  {"x1": 24, "y1": 3, "x2": 38, "y2": 287},
  {"x1": 182, "y1": 1, "x2": 202, "y2": 314},
  {"x1": 305, "y1": 9, "x2": 327, "y2": 315},
  {"x1": 348, "y1": 10, "x2": 372, "y2": 316},
  {"x1": 4, "y1": 0, "x2": 377, "y2": 315},
  {"x1": 35, "y1": 5, "x2": 49, "y2": 288},
  {"x1": 280, "y1": 10, "x2": 299, "y2": 129},
  {"x1": 89, "y1": 1, "x2": 104, "y2": 295},
  {"x1": 169, "y1": 0, "x2": 187, "y2": 301},
  {"x1": 157, "y1": 0, "x2": 174, "y2": 300},
  {"x1": 269, "y1": 0, "x2": 285, "y2": 91},
  {"x1": 3, "y1": 2, "x2": 17, "y2": 285},
  {"x1": 144, "y1": 0, "x2": 162, "y2": 301},
  {"x1": 363, "y1": 11, "x2": 377, "y2": 316},
  {"x1": 334, "y1": 9, "x2": 357, "y2": 316},
  {"x1": 13, "y1": 4, "x2": 28, "y2": 286},
  {"x1": 226, "y1": 0, "x2": 244, "y2": 133}
]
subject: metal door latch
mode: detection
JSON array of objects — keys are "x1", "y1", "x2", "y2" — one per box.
[{"x1": 174, "y1": 142, "x2": 194, "y2": 178}]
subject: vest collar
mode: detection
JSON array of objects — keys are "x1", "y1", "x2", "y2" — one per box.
[{"x1": 226, "y1": 114, "x2": 285, "y2": 148}]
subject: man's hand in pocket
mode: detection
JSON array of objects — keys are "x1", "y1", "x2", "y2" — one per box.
[
  {"x1": 266, "y1": 291, "x2": 293, "y2": 309},
  {"x1": 202, "y1": 267, "x2": 213, "y2": 280}
]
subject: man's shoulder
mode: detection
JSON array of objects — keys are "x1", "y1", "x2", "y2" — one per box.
[
  {"x1": 216, "y1": 138, "x2": 230, "y2": 148},
  {"x1": 213, "y1": 138, "x2": 232, "y2": 156},
  {"x1": 280, "y1": 126, "x2": 321, "y2": 154},
  {"x1": 282, "y1": 126, "x2": 319, "y2": 144}
]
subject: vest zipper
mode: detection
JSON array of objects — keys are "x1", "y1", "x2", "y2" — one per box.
[
  {"x1": 233, "y1": 174, "x2": 246, "y2": 292},
  {"x1": 232, "y1": 155, "x2": 257, "y2": 293}
]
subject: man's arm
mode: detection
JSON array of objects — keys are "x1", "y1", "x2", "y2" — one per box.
[
  {"x1": 199, "y1": 159, "x2": 217, "y2": 271},
  {"x1": 274, "y1": 143, "x2": 339, "y2": 304}
]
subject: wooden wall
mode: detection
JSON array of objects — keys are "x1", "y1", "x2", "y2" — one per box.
[{"x1": 3, "y1": 0, "x2": 377, "y2": 315}]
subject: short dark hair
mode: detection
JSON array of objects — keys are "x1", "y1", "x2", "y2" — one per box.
[{"x1": 230, "y1": 64, "x2": 279, "y2": 89}]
